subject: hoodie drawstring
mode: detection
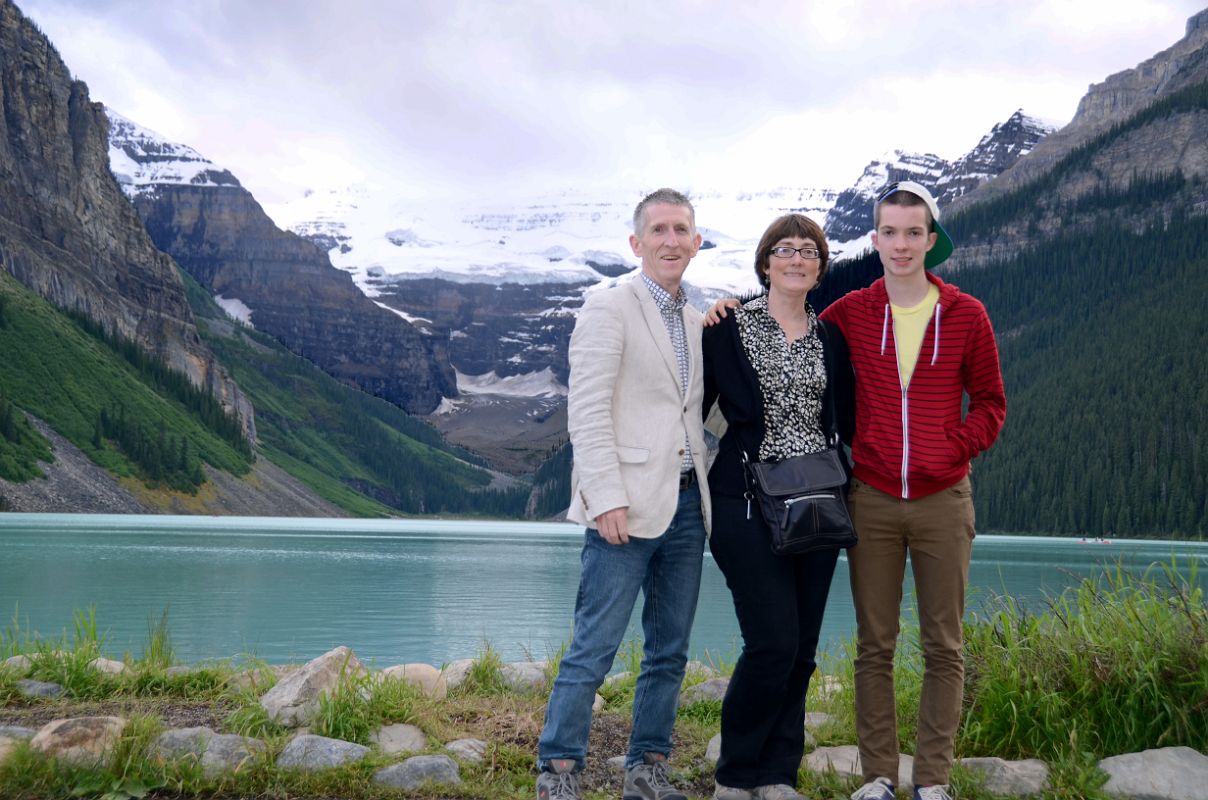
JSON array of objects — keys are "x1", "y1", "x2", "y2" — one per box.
[
  {"x1": 931, "y1": 303, "x2": 942, "y2": 365},
  {"x1": 881, "y1": 300, "x2": 943, "y2": 363}
]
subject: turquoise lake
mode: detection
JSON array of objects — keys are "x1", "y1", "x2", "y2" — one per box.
[{"x1": 1, "y1": 513, "x2": 1204, "y2": 668}]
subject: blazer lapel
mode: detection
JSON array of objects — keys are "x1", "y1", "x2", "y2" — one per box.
[
  {"x1": 632, "y1": 278, "x2": 684, "y2": 395},
  {"x1": 684, "y1": 307, "x2": 703, "y2": 399}
]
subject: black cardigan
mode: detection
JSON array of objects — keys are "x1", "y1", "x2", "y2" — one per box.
[{"x1": 702, "y1": 310, "x2": 856, "y2": 499}]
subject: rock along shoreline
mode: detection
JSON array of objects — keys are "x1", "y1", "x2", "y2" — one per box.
[{"x1": 2, "y1": 645, "x2": 1205, "y2": 799}]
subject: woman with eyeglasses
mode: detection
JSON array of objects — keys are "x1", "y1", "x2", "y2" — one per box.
[{"x1": 701, "y1": 213, "x2": 854, "y2": 800}]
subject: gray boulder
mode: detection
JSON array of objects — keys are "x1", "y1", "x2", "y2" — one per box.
[
  {"x1": 706, "y1": 734, "x2": 722, "y2": 764},
  {"x1": 441, "y1": 658, "x2": 476, "y2": 690},
  {"x1": 374, "y1": 754, "x2": 462, "y2": 789},
  {"x1": 260, "y1": 646, "x2": 367, "y2": 727},
  {"x1": 1100, "y1": 747, "x2": 1208, "y2": 800},
  {"x1": 0, "y1": 726, "x2": 35, "y2": 740},
  {"x1": 604, "y1": 670, "x2": 633, "y2": 688},
  {"x1": 88, "y1": 657, "x2": 126, "y2": 675},
  {"x1": 681, "y1": 677, "x2": 729, "y2": 704},
  {"x1": 804, "y1": 712, "x2": 834, "y2": 731},
  {"x1": 961, "y1": 756, "x2": 1049, "y2": 796},
  {"x1": 276, "y1": 734, "x2": 370, "y2": 770},
  {"x1": 804, "y1": 745, "x2": 913, "y2": 790},
  {"x1": 446, "y1": 738, "x2": 487, "y2": 763},
  {"x1": 380, "y1": 663, "x2": 447, "y2": 699},
  {"x1": 30, "y1": 716, "x2": 127, "y2": 766},
  {"x1": 501, "y1": 661, "x2": 549, "y2": 691},
  {"x1": 17, "y1": 678, "x2": 65, "y2": 698},
  {"x1": 153, "y1": 726, "x2": 265, "y2": 776},
  {"x1": 370, "y1": 723, "x2": 427, "y2": 755}
]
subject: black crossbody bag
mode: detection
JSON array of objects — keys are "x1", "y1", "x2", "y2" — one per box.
[{"x1": 742, "y1": 324, "x2": 856, "y2": 555}]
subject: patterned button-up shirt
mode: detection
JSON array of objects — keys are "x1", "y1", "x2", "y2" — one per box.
[
  {"x1": 735, "y1": 295, "x2": 828, "y2": 462},
  {"x1": 641, "y1": 273, "x2": 695, "y2": 473}
]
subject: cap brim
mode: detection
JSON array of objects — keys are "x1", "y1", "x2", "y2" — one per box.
[{"x1": 925, "y1": 220, "x2": 954, "y2": 268}]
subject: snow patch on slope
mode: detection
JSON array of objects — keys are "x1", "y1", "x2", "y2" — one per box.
[
  {"x1": 456, "y1": 367, "x2": 568, "y2": 398},
  {"x1": 214, "y1": 296, "x2": 253, "y2": 325}
]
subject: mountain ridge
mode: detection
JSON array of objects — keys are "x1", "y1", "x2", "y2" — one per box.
[
  {"x1": 0, "y1": 0, "x2": 253, "y2": 436},
  {"x1": 107, "y1": 116, "x2": 458, "y2": 415}
]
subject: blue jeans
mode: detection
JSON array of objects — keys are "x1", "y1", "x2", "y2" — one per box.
[{"x1": 538, "y1": 485, "x2": 706, "y2": 770}]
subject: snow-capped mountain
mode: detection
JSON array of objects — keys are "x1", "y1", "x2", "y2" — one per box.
[
  {"x1": 934, "y1": 110, "x2": 1057, "y2": 207},
  {"x1": 105, "y1": 108, "x2": 458, "y2": 415},
  {"x1": 107, "y1": 111, "x2": 241, "y2": 195},
  {"x1": 824, "y1": 110, "x2": 1056, "y2": 250},
  {"x1": 823, "y1": 151, "x2": 948, "y2": 245},
  {"x1": 268, "y1": 185, "x2": 839, "y2": 300},
  {"x1": 104, "y1": 104, "x2": 1052, "y2": 474}
]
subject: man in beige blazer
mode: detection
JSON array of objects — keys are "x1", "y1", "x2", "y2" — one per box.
[{"x1": 537, "y1": 188, "x2": 712, "y2": 800}]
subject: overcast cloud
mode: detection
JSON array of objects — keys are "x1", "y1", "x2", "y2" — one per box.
[{"x1": 18, "y1": 0, "x2": 1206, "y2": 205}]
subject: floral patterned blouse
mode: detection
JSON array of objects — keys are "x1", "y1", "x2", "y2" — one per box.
[{"x1": 734, "y1": 295, "x2": 828, "y2": 462}]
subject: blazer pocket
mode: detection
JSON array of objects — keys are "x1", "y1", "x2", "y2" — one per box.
[{"x1": 616, "y1": 445, "x2": 650, "y2": 464}]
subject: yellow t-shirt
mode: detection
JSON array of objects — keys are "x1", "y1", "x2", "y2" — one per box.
[{"x1": 891, "y1": 283, "x2": 940, "y2": 388}]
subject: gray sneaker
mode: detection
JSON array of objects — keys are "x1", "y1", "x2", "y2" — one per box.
[
  {"x1": 714, "y1": 784, "x2": 754, "y2": 800},
  {"x1": 537, "y1": 759, "x2": 580, "y2": 800},
  {"x1": 754, "y1": 785, "x2": 808, "y2": 800},
  {"x1": 851, "y1": 777, "x2": 896, "y2": 800},
  {"x1": 623, "y1": 752, "x2": 687, "y2": 800}
]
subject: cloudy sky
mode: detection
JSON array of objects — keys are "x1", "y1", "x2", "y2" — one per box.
[{"x1": 19, "y1": 0, "x2": 1206, "y2": 206}]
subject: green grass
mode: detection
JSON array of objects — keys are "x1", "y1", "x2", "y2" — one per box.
[
  {"x1": 2, "y1": 569, "x2": 1204, "y2": 799},
  {"x1": 0, "y1": 387, "x2": 53, "y2": 481},
  {"x1": 0, "y1": 268, "x2": 529, "y2": 516},
  {"x1": 181, "y1": 270, "x2": 530, "y2": 518},
  {"x1": 452, "y1": 645, "x2": 511, "y2": 697},
  {"x1": 0, "y1": 273, "x2": 251, "y2": 487},
  {"x1": 960, "y1": 559, "x2": 1207, "y2": 761}
]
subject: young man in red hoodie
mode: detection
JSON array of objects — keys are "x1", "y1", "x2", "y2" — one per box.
[{"x1": 822, "y1": 182, "x2": 1006, "y2": 800}]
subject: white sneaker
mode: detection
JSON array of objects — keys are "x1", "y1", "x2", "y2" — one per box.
[
  {"x1": 851, "y1": 776, "x2": 896, "y2": 800},
  {"x1": 913, "y1": 786, "x2": 951, "y2": 800}
]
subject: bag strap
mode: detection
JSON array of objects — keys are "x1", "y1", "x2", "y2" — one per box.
[{"x1": 815, "y1": 320, "x2": 840, "y2": 447}]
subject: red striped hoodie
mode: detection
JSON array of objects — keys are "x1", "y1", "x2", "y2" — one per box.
[{"x1": 819, "y1": 273, "x2": 1006, "y2": 500}]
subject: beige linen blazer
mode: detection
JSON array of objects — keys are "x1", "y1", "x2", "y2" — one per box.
[{"x1": 565, "y1": 275, "x2": 712, "y2": 538}]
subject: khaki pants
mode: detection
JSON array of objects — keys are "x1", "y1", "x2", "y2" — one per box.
[{"x1": 847, "y1": 475, "x2": 975, "y2": 786}]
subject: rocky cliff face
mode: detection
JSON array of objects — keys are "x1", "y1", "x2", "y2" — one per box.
[
  {"x1": 943, "y1": 11, "x2": 1208, "y2": 270},
  {"x1": 0, "y1": 0, "x2": 253, "y2": 433},
  {"x1": 127, "y1": 182, "x2": 456, "y2": 413},
  {"x1": 933, "y1": 111, "x2": 1054, "y2": 207},
  {"x1": 369, "y1": 276, "x2": 583, "y2": 384},
  {"x1": 957, "y1": 9, "x2": 1208, "y2": 212},
  {"x1": 107, "y1": 110, "x2": 457, "y2": 414}
]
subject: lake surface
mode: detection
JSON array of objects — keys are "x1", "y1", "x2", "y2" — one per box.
[{"x1": 1, "y1": 514, "x2": 1204, "y2": 668}]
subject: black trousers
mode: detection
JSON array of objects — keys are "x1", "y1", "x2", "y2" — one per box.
[{"x1": 709, "y1": 494, "x2": 840, "y2": 788}]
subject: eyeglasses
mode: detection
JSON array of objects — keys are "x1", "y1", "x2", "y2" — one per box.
[{"x1": 769, "y1": 246, "x2": 821, "y2": 260}]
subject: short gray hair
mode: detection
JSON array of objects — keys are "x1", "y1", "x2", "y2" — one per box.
[{"x1": 633, "y1": 188, "x2": 695, "y2": 234}]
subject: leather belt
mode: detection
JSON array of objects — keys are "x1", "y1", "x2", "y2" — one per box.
[{"x1": 678, "y1": 470, "x2": 697, "y2": 489}]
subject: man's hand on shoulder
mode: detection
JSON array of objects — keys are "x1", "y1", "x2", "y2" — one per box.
[
  {"x1": 704, "y1": 297, "x2": 739, "y2": 326},
  {"x1": 595, "y1": 506, "x2": 630, "y2": 545}
]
